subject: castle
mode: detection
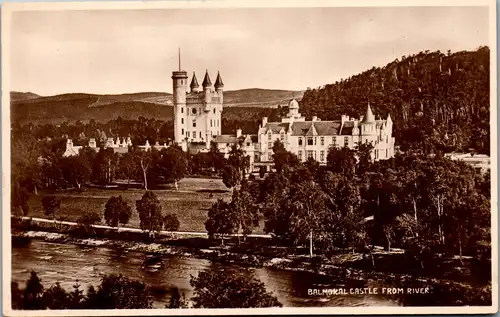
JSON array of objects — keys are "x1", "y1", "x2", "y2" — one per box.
[
  {"x1": 172, "y1": 66, "x2": 224, "y2": 150},
  {"x1": 64, "y1": 59, "x2": 396, "y2": 173}
]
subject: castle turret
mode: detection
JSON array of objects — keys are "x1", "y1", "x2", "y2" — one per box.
[
  {"x1": 360, "y1": 103, "x2": 377, "y2": 145},
  {"x1": 214, "y1": 71, "x2": 224, "y2": 104},
  {"x1": 190, "y1": 72, "x2": 200, "y2": 93},
  {"x1": 202, "y1": 70, "x2": 212, "y2": 105}
]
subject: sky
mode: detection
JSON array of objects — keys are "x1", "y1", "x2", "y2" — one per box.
[{"x1": 10, "y1": 5, "x2": 490, "y2": 95}]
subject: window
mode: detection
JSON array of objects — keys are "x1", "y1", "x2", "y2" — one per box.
[
  {"x1": 247, "y1": 142, "x2": 250, "y2": 146},
  {"x1": 181, "y1": 128, "x2": 184, "y2": 135},
  {"x1": 181, "y1": 107, "x2": 184, "y2": 114},
  {"x1": 344, "y1": 137, "x2": 349, "y2": 147},
  {"x1": 298, "y1": 150, "x2": 303, "y2": 161},
  {"x1": 332, "y1": 137, "x2": 337, "y2": 147},
  {"x1": 280, "y1": 133, "x2": 285, "y2": 141},
  {"x1": 298, "y1": 137, "x2": 303, "y2": 146},
  {"x1": 307, "y1": 151, "x2": 314, "y2": 159},
  {"x1": 200, "y1": 131, "x2": 202, "y2": 138},
  {"x1": 268, "y1": 142, "x2": 272, "y2": 149},
  {"x1": 192, "y1": 119, "x2": 196, "y2": 128},
  {"x1": 192, "y1": 108, "x2": 197, "y2": 115},
  {"x1": 307, "y1": 137, "x2": 313, "y2": 145},
  {"x1": 320, "y1": 150, "x2": 325, "y2": 161},
  {"x1": 375, "y1": 149, "x2": 378, "y2": 159},
  {"x1": 186, "y1": 131, "x2": 190, "y2": 138},
  {"x1": 268, "y1": 133, "x2": 272, "y2": 140},
  {"x1": 181, "y1": 118, "x2": 184, "y2": 124},
  {"x1": 213, "y1": 108, "x2": 216, "y2": 114},
  {"x1": 314, "y1": 137, "x2": 317, "y2": 145},
  {"x1": 217, "y1": 120, "x2": 219, "y2": 127},
  {"x1": 320, "y1": 137, "x2": 324, "y2": 146},
  {"x1": 386, "y1": 149, "x2": 388, "y2": 158},
  {"x1": 193, "y1": 131, "x2": 196, "y2": 138},
  {"x1": 268, "y1": 153, "x2": 272, "y2": 161},
  {"x1": 210, "y1": 120, "x2": 213, "y2": 127}
]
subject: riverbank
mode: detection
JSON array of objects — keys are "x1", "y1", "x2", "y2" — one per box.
[{"x1": 12, "y1": 229, "x2": 492, "y2": 306}]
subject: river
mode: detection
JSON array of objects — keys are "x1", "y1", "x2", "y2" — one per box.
[{"x1": 12, "y1": 240, "x2": 401, "y2": 308}]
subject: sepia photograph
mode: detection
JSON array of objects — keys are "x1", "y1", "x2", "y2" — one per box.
[{"x1": 2, "y1": 0, "x2": 497, "y2": 315}]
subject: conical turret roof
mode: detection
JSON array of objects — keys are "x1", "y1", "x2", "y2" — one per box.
[
  {"x1": 190, "y1": 72, "x2": 199, "y2": 89},
  {"x1": 214, "y1": 71, "x2": 224, "y2": 89},
  {"x1": 202, "y1": 70, "x2": 212, "y2": 87},
  {"x1": 361, "y1": 103, "x2": 375, "y2": 124}
]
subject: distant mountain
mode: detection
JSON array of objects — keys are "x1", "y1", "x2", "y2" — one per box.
[
  {"x1": 300, "y1": 47, "x2": 490, "y2": 154},
  {"x1": 10, "y1": 89, "x2": 303, "y2": 125},
  {"x1": 10, "y1": 91, "x2": 41, "y2": 102}
]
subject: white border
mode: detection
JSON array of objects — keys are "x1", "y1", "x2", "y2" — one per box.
[{"x1": 2, "y1": 0, "x2": 498, "y2": 315}]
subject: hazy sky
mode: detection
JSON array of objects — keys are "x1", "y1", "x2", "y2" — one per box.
[{"x1": 10, "y1": 6, "x2": 489, "y2": 95}]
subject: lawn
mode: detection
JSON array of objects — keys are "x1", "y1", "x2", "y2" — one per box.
[{"x1": 24, "y1": 178, "x2": 235, "y2": 232}]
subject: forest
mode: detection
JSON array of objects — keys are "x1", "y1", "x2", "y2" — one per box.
[{"x1": 300, "y1": 47, "x2": 490, "y2": 154}]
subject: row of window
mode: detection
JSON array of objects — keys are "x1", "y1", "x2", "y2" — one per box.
[
  {"x1": 180, "y1": 129, "x2": 220, "y2": 137},
  {"x1": 180, "y1": 107, "x2": 218, "y2": 115},
  {"x1": 296, "y1": 136, "x2": 350, "y2": 147},
  {"x1": 180, "y1": 118, "x2": 220, "y2": 128}
]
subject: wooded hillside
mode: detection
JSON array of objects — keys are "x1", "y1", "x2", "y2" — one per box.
[{"x1": 300, "y1": 47, "x2": 490, "y2": 154}]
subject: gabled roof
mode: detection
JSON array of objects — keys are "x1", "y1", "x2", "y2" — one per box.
[
  {"x1": 305, "y1": 124, "x2": 318, "y2": 136},
  {"x1": 290, "y1": 121, "x2": 341, "y2": 136},
  {"x1": 262, "y1": 122, "x2": 290, "y2": 134}
]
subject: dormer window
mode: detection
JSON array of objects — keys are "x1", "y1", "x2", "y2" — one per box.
[
  {"x1": 192, "y1": 108, "x2": 197, "y2": 115},
  {"x1": 280, "y1": 132, "x2": 285, "y2": 141},
  {"x1": 298, "y1": 137, "x2": 303, "y2": 146},
  {"x1": 268, "y1": 133, "x2": 272, "y2": 140}
]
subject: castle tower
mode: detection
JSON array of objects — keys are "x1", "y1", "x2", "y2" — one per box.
[{"x1": 172, "y1": 49, "x2": 188, "y2": 145}]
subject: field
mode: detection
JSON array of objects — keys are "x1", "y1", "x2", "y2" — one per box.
[{"x1": 24, "y1": 178, "x2": 238, "y2": 233}]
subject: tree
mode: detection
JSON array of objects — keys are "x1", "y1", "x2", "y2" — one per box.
[
  {"x1": 230, "y1": 189, "x2": 259, "y2": 243},
  {"x1": 12, "y1": 186, "x2": 30, "y2": 217},
  {"x1": 104, "y1": 195, "x2": 132, "y2": 228},
  {"x1": 133, "y1": 149, "x2": 153, "y2": 190},
  {"x1": 23, "y1": 271, "x2": 45, "y2": 310},
  {"x1": 157, "y1": 145, "x2": 189, "y2": 190},
  {"x1": 286, "y1": 181, "x2": 330, "y2": 257},
  {"x1": 135, "y1": 191, "x2": 163, "y2": 234},
  {"x1": 205, "y1": 199, "x2": 235, "y2": 245},
  {"x1": 326, "y1": 146, "x2": 357, "y2": 178},
  {"x1": 163, "y1": 213, "x2": 180, "y2": 231},
  {"x1": 117, "y1": 151, "x2": 137, "y2": 188},
  {"x1": 167, "y1": 287, "x2": 188, "y2": 309},
  {"x1": 222, "y1": 144, "x2": 250, "y2": 188},
  {"x1": 60, "y1": 155, "x2": 91, "y2": 189},
  {"x1": 93, "y1": 147, "x2": 118, "y2": 185},
  {"x1": 190, "y1": 270, "x2": 282, "y2": 308},
  {"x1": 42, "y1": 282, "x2": 68, "y2": 309},
  {"x1": 76, "y1": 211, "x2": 102, "y2": 236},
  {"x1": 272, "y1": 139, "x2": 300, "y2": 173},
  {"x1": 41, "y1": 196, "x2": 61, "y2": 221},
  {"x1": 89, "y1": 274, "x2": 153, "y2": 309}
]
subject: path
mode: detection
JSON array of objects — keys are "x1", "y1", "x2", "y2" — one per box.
[{"x1": 14, "y1": 216, "x2": 272, "y2": 238}]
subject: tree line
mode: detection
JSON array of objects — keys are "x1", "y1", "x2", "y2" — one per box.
[
  {"x1": 12, "y1": 268, "x2": 282, "y2": 310},
  {"x1": 205, "y1": 140, "x2": 491, "y2": 268}
]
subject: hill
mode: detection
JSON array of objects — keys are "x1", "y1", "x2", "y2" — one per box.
[
  {"x1": 300, "y1": 47, "x2": 490, "y2": 154},
  {"x1": 10, "y1": 89, "x2": 302, "y2": 125}
]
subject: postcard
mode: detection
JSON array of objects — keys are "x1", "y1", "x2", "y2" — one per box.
[{"x1": 2, "y1": 0, "x2": 497, "y2": 315}]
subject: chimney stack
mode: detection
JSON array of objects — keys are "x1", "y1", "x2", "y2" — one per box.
[
  {"x1": 262, "y1": 117, "x2": 268, "y2": 126},
  {"x1": 236, "y1": 129, "x2": 242, "y2": 138}
]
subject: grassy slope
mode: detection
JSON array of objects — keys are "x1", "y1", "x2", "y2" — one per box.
[{"x1": 25, "y1": 178, "x2": 252, "y2": 233}]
